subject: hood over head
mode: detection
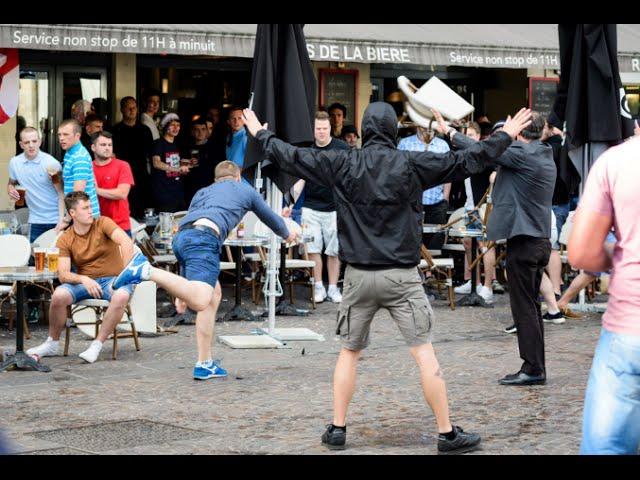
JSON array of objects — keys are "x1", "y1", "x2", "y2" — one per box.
[{"x1": 361, "y1": 102, "x2": 398, "y2": 149}]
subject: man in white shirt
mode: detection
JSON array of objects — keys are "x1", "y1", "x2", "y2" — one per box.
[{"x1": 140, "y1": 89, "x2": 161, "y2": 141}]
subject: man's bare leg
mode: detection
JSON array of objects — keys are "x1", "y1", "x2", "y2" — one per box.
[
  {"x1": 332, "y1": 348, "x2": 361, "y2": 427},
  {"x1": 557, "y1": 272, "x2": 596, "y2": 311},
  {"x1": 327, "y1": 255, "x2": 341, "y2": 287},
  {"x1": 540, "y1": 272, "x2": 560, "y2": 314},
  {"x1": 409, "y1": 343, "x2": 453, "y2": 433},
  {"x1": 310, "y1": 253, "x2": 324, "y2": 286},
  {"x1": 195, "y1": 283, "x2": 222, "y2": 363},
  {"x1": 47, "y1": 288, "x2": 74, "y2": 341},
  {"x1": 95, "y1": 290, "x2": 130, "y2": 343},
  {"x1": 483, "y1": 246, "x2": 496, "y2": 289},
  {"x1": 148, "y1": 267, "x2": 213, "y2": 312},
  {"x1": 548, "y1": 250, "x2": 563, "y2": 295}
]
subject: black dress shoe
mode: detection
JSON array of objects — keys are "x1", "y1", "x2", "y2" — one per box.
[{"x1": 498, "y1": 371, "x2": 546, "y2": 386}]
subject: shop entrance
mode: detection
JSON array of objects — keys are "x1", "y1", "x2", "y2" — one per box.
[{"x1": 18, "y1": 64, "x2": 108, "y2": 159}]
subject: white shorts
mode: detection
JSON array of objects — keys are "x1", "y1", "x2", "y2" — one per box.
[{"x1": 302, "y1": 207, "x2": 339, "y2": 257}]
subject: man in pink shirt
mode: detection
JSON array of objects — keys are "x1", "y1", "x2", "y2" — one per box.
[{"x1": 569, "y1": 135, "x2": 640, "y2": 454}]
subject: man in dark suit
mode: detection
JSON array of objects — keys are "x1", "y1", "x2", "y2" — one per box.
[{"x1": 449, "y1": 112, "x2": 556, "y2": 385}]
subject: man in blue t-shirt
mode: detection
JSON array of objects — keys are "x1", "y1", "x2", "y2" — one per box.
[
  {"x1": 8, "y1": 127, "x2": 66, "y2": 241},
  {"x1": 111, "y1": 161, "x2": 297, "y2": 381},
  {"x1": 58, "y1": 119, "x2": 101, "y2": 220},
  {"x1": 225, "y1": 107, "x2": 252, "y2": 185}
]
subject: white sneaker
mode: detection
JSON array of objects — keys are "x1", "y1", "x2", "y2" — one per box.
[
  {"x1": 454, "y1": 280, "x2": 472, "y2": 294},
  {"x1": 26, "y1": 337, "x2": 60, "y2": 358},
  {"x1": 327, "y1": 287, "x2": 342, "y2": 303},
  {"x1": 314, "y1": 285, "x2": 327, "y2": 303},
  {"x1": 79, "y1": 340, "x2": 103, "y2": 364},
  {"x1": 477, "y1": 285, "x2": 494, "y2": 304}
]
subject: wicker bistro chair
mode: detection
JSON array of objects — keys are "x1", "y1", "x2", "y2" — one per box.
[
  {"x1": 65, "y1": 297, "x2": 141, "y2": 361},
  {"x1": 418, "y1": 244, "x2": 455, "y2": 310}
]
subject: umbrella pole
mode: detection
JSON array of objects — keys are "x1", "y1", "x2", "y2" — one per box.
[
  {"x1": 265, "y1": 178, "x2": 283, "y2": 336},
  {"x1": 577, "y1": 143, "x2": 589, "y2": 308}
]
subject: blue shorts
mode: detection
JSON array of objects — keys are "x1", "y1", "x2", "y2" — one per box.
[
  {"x1": 172, "y1": 228, "x2": 221, "y2": 288},
  {"x1": 59, "y1": 276, "x2": 134, "y2": 303}
]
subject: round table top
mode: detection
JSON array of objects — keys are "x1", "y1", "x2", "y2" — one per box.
[
  {"x1": 0, "y1": 266, "x2": 58, "y2": 282},
  {"x1": 447, "y1": 228, "x2": 485, "y2": 238},
  {"x1": 224, "y1": 236, "x2": 270, "y2": 247},
  {"x1": 423, "y1": 224, "x2": 443, "y2": 233}
]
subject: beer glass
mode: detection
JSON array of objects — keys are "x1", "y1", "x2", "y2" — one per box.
[
  {"x1": 190, "y1": 149, "x2": 200, "y2": 167},
  {"x1": 47, "y1": 166, "x2": 61, "y2": 185},
  {"x1": 15, "y1": 186, "x2": 26, "y2": 207},
  {"x1": 34, "y1": 248, "x2": 46, "y2": 272},
  {"x1": 47, "y1": 248, "x2": 59, "y2": 272}
]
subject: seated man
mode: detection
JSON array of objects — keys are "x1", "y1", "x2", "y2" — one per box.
[
  {"x1": 27, "y1": 191, "x2": 137, "y2": 363},
  {"x1": 110, "y1": 161, "x2": 297, "y2": 381}
]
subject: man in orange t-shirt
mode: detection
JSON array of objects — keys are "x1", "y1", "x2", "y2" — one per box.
[
  {"x1": 91, "y1": 131, "x2": 135, "y2": 235},
  {"x1": 27, "y1": 191, "x2": 136, "y2": 364}
]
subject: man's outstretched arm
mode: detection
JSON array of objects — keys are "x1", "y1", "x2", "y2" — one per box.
[
  {"x1": 410, "y1": 108, "x2": 531, "y2": 190},
  {"x1": 243, "y1": 109, "x2": 345, "y2": 188}
]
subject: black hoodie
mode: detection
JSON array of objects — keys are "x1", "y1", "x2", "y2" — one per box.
[{"x1": 256, "y1": 102, "x2": 513, "y2": 268}]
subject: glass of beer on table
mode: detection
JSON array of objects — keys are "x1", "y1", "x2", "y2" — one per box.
[
  {"x1": 15, "y1": 186, "x2": 26, "y2": 207},
  {"x1": 34, "y1": 247, "x2": 46, "y2": 272},
  {"x1": 47, "y1": 247, "x2": 59, "y2": 272}
]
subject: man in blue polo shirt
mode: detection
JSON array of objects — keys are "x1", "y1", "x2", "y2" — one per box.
[
  {"x1": 58, "y1": 119, "x2": 100, "y2": 219},
  {"x1": 111, "y1": 161, "x2": 297, "y2": 381},
  {"x1": 8, "y1": 127, "x2": 65, "y2": 241}
]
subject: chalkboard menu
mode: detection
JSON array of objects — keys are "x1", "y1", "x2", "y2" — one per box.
[
  {"x1": 319, "y1": 69, "x2": 359, "y2": 126},
  {"x1": 529, "y1": 77, "x2": 559, "y2": 119}
]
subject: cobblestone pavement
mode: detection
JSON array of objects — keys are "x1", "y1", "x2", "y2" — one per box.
[{"x1": 0, "y1": 290, "x2": 603, "y2": 455}]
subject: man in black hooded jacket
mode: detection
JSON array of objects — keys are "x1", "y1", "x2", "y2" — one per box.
[{"x1": 243, "y1": 103, "x2": 532, "y2": 454}]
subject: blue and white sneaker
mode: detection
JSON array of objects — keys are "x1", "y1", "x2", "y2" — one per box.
[
  {"x1": 112, "y1": 252, "x2": 151, "y2": 290},
  {"x1": 193, "y1": 360, "x2": 228, "y2": 380}
]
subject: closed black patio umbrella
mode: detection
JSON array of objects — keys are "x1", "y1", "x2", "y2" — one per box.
[
  {"x1": 548, "y1": 24, "x2": 635, "y2": 183},
  {"x1": 244, "y1": 24, "x2": 316, "y2": 195}
]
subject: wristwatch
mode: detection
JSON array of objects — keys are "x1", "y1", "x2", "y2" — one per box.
[{"x1": 448, "y1": 128, "x2": 457, "y2": 141}]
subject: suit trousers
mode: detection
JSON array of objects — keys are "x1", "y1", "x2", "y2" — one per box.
[{"x1": 506, "y1": 235, "x2": 551, "y2": 376}]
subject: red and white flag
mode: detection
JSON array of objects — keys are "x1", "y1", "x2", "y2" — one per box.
[{"x1": 0, "y1": 49, "x2": 19, "y2": 126}]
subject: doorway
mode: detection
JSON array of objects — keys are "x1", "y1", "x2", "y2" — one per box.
[{"x1": 18, "y1": 65, "x2": 108, "y2": 160}]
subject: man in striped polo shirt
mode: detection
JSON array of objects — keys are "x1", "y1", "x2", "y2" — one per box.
[{"x1": 58, "y1": 119, "x2": 101, "y2": 220}]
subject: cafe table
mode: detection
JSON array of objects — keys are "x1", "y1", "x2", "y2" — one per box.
[{"x1": 0, "y1": 266, "x2": 57, "y2": 372}]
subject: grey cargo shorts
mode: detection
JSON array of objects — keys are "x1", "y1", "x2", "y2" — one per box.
[{"x1": 336, "y1": 265, "x2": 435, "y2": 351}]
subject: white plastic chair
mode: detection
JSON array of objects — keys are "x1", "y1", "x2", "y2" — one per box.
[
  {"x1": 0, "y1": 235, "x2": 33, "y2": 336},
  {"x1": 32, "y1": 228, "x2": 62, "y2": 249}
]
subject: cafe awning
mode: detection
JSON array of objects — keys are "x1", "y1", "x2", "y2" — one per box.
[{"x1": 1, "y1": 24, "x2": 639, "y2": 72}]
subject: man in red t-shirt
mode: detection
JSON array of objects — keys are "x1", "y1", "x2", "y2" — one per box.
[{"x1": 91, "y1": 131, "x2": 135, "y2": 235}]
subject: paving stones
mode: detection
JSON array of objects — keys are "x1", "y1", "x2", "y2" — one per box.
[{"x1": 0, "y1": 290, "x2": 604, "y2": 454}]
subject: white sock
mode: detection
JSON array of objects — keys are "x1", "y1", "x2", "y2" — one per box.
[
  {"x1": 46, "y1": 337, "x2": 58, "y2": 345},
  {"x1": 197, "y1": 359, "x2": 212, "y2": 367},
  {"x1": 328, "y1": 284, "x2": 339, "y2": 292},
  {"x1": 315, "y1": 282, "x2": 324, "y2": 290}
]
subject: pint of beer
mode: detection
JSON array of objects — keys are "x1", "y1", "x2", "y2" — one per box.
[
  {"x1": 47, "y1": 166, "x2": 61, "y2": 185},
  {"x1": 34, "y1": 248, "x2": 46, "y2": 272},
  {"x1": 15, "y1": 186, "x2": 26, "y2": 207},
  {"x1": 47, "y1": 248, "x2": 59, "y2": 272},
  {"x1": 190, "y1": 149, "x2": 200, "y2": 167}
]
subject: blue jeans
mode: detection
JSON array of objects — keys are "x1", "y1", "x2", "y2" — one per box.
[
  {"x1": 58, "y1": 276, "x2": 134, "y2": 303},
  {"x1": 172, "y1": 228, "x2": 221, "y2": 288},
  {"x1": 581, "y1": 328, "x2": 640, "y2": 454},
  {"x1": 29, "y1": 223, "x2": 58, "y2": 244},
  {"x1": 551, "y1": 204, "x2": 570, "y2": 241}
]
